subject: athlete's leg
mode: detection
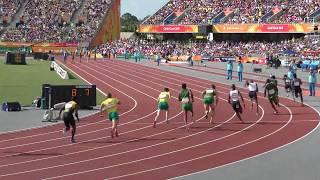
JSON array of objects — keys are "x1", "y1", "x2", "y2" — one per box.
[
  {"x1": 190, "y1": 106, "x2": 194, "y2": 123},
  {"x1": 114, "y1": 120, "x2": 119, "y2": 137},
  {"x1": 111, "y1": 120, "x2": 116, "y2": 138},
  {"x1": 184, "y1": 110, "x2": 189, "y2": 130},
  {"x1": 251, "y1": 98, "x2": 254, "y2": 110},
  {"x1": 299, "y1": 92, "x2": 304, "y2": 106},
  {"x1": 270, "y1": 100, "x2": 278, "y2": 114},
  {"x1": 255, "y1": 97, "x2": 259, "y2": 115},
  {"x1": 71, "y1": 121, "x2": 76, "y2": 142},
  {"x1": 204, "y1": 104, "x2": 209, "y2": 119},
  {"x1": 209, "y1": 104, "x2": 215, "y2": 124},
  {"x1": 153, "y1": 109, "x2": 160, "y2": 128},
  {"x1": 165, "y1": 110, "x2": 169, "y2": 124}
]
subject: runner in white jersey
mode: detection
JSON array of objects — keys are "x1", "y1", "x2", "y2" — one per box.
[
  {"x1": 283, "y1": 74, "x2": 294, "y2": 99},
  {"x1": 228, "y1": 84, "x2": 245, "y2": 122},
  {"x1": 245, "y1": 80, "x2": 259, "y2": 115}
]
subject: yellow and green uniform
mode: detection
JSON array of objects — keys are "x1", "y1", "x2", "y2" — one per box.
[
  {"x1": 101, "y1": 98, "x2": 119, "y2": 121},
  {"x1": 179, "y1": 89, "x2": 192, "y2": 111},
  {"x1": 158, "y1": 92, "x2": 170, "y2": 110},
  {"x1": 203, "y1": 89, "x2": 216, "y2": 105}
]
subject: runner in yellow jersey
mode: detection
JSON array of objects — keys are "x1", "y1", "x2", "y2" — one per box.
[
  {"x1": 153, "y1": 88, "x2": 171, "y2": 128},
  {"x1": 100, "y1": 93, "x2": 120, "y2": 138}
]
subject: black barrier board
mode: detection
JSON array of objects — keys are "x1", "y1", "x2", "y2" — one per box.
[
  {"x1": 42, "y1": 84, "x2": 96, "y2": 109},
  {"x1": 5, "y1": 52, "x2": 26, "y2": 65}
]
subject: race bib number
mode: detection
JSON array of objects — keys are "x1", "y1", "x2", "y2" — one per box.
[
  {"x1": 181, "y1": 97, "x2": 189, "y2": 103},
  {"x1": 65, "y1": 103, "x2": 73, "y2": 110},
  {"x1": 206, "y1": 89, "x2": 214, "y2": 94},
  {"x1": 236, "y1": 103, "x2": 240, "y2": 109},
  {"x1": 268, "y1": 89, "x2": 275, "y2": 95},
  {"x1": 104, "y1": 103, "x2": 114, "y2": 110},
  {"x1": 159, "y1": 93, "x2": 167, "y2": 99},
  {"x1": 294, "y1": 81, "x2": 300, "y2": 86}
]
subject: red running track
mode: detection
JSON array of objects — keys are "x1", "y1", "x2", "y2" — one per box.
[{"x1": 0, "y1": 59, "x2": 318, "y2": 180}]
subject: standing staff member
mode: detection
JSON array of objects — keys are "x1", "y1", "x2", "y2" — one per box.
[
  {"x1": 237, "y1": 61, "x2": 244, "y2": 82},
  {"x1": 227, "y1": 60, "x2": 233, "y2": 80},
  {"x1": 228, "y1": 84, "x2": 245, "y2": 122},
  {"x1": 309, "y1": 70, "x2": 317, "y2": 96},
  {"x1": 100, "y1": 93, "x2": 120, "y2": 138},
  {"x1": 62, "y1": 97, "x2": 80, "y2": 143},
  {"x1": 245, "y1": 80, "x2": 259, "y2": 115},
  {"x1": 179, "y1": 83, "x2": 194, "y2": 131},
  {"x1": 153, "y1": 88, "x2": 171, "y2": 128},
  {"x1": 202, "y1": 84, "x2": 219, "y2": 124}
]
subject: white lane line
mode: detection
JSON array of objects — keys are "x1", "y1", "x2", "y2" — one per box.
[
  {"x1": 115, "y1": 61, "x2": 317, "y2": 180},
  {"x1": 0, "y1": 62, "x2": 238, "y2": 177},
  {"x1": 173, "y1": 101, "x2": 320, "y2": 179},
  {"x1": 42, "y1": 101, "x2": 265, "y2": 180},
  {"x1": 0, "y1": 60, "x2": 137, "y2": 144},
  {"x1": 109, "y1": 102, "x2": 293, "y2": 180},
  {"x1": 0, "y1": 62, "x2": 164, "y2": 155},
  {"x1": 0, "y1": 62, "x2": 189, "y2": 169},
  {"x1": 39, "y1": 63, "x2": 270, "y2": 179}
]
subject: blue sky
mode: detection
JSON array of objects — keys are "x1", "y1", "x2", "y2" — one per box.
[{"x1": 121, "y1": 0, "x2": 168, "y2": 20}]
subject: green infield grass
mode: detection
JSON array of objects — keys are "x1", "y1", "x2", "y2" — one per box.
[{"x1": 0, "y1": 59, "x2": 105, "y2": 106}]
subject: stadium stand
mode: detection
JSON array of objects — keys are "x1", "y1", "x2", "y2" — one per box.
[
  {"x1": 142, "y1": 0, "x2": 320, "y2": 25},
  {"x1": 0, "y1": 0, "x2": 113, "y2": 42},
  {"x1": 95, "y1": 38, "x2": 320, "y2": 58}
]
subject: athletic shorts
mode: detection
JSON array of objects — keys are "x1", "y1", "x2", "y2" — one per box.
[
  {"x1": 181, "y1": 103, "x2": 193, "y2": 111},
  {"x1": 62, "y1": 112, "x2": 75, "y2": 129},
  {"x1": 268, "y1": 94, "x2": 278, "y2": 103},
  {"x1": 248, "y1": 91, "x2": 257, "y2": 100},
  {"x1": 284, "y1": 84, "x2": 291, "y2": 90},
  {"x1": 108, "y1": 112, "x2": 119, "y2": 121},
  {"x1": 203, "y1": 96, "x2": 214, "y2": 105},
  {"x1": 294, "y1": 86, "x2": 302, "y2": 97},
  {"x1": 158, "y1": 102, "x2": 169, "y2": 110},
  {"x1": 232, "y1": 101, "x2": 242, "y2": 113}
]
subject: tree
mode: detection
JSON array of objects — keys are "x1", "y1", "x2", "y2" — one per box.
[{"x1": 121, "y1": 13, "x2": 140, "y2": 32}]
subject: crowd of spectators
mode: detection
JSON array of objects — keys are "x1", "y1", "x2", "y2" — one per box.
[
  {"x1": 0, "y1": 0, "x2": 23, "y2": 18},
  {"x1": 179, "y1": 0, "x2": 224, "y2": 25},
  {"x1": 95, "y1": 38, "x2": 320, "y2": 59},
  {"x1": 143, "y1": 0, "x2": 192, "y2": 25},
  {"x1": 1, "y1": 0, "x2": 112, "y2": 42},
  {"x1": 143, "y1": 0, "x2": 320, "y2": 25},
  {"x1": 276, "y1": 0, "x2": 320, "y2": 23}
]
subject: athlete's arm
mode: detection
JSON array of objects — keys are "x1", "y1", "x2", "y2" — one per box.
[
  {"x1": 228, "y1": 93, "x2": 231, "y2": 104},
  {"x1": 189, "y1": 89, "x2": 194, "y2": 102},
  {"x1": 74, "y1": 104, "x2": 80, "y2": 122},
  {"x1": 239, "y1": 91, "x2": 245, "y2": 107},
  {"x1": 58, "y1": 106, "x2": 64, "y2": 120},
  {"x1": 99, "y1": 103, "x2": 105, "y2": 117},
  {"x1": 264, "y1": 86, "x2": 267, "y2": 97},
  {"x1": 215, "y1": 92, "x2": 219, "y2": 105},
  {"x1": 256, "y1": 83, "x2": 259, "y2": 92}
]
